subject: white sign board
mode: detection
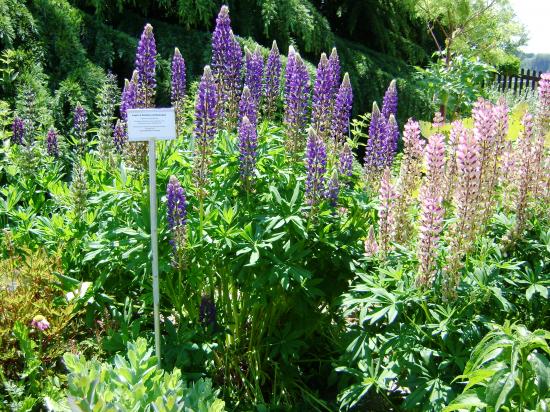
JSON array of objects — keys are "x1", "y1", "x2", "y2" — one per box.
[{"x1": 127, "y1": 108, "x2": 176, "y2": 141}]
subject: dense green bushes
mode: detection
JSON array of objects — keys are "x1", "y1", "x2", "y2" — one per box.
[{"x1": 0, "y1": 0, "x2": 433, "y2": 122}]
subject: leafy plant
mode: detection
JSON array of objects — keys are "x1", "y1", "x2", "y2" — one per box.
[
  {"x1": 59, "y1": 337, "x2": 225, "y2": 411},
  {"x1": 447, "y1": 323, "x2": 550, "y2": 411},
  {"x1": 415, "y1": 53, "x2": 495, "y2": 118}
]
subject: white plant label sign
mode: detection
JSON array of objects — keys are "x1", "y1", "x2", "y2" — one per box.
[{"x1": 127, "y1": 108, "x2": 176, "y2": 141}]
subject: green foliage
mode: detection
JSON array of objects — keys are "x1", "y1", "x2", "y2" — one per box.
[
  {"x1": 60, "y1": 337, "x2": 225, "y2": 411},
  {"x1": 496, "y1": 53, "x2": 521, "y2": 76},
  {"x1": 447, "y1": 323, "x2": 550, "y2": 411},
  {"x1": 335, "y1": 187, "x2": 550, "y2": 410},
  {"x1": 414, "y1": 54, "x2": 496, "y2": 118},
  {"x1": 256, "y1": 0, "x2": 333, "y2": 54},
  {"x1": 0, "y1": 319, "x2": 66, "y2": 411},
  {"x1": 0, "y1": 0, "x2": 37, "y2": 49},
  {"x1": 414, "y1": 0, "x2": 527, "y2": 67},
  {"x1": 311, "y1": 0, "x2": 432, "y2": 65}
]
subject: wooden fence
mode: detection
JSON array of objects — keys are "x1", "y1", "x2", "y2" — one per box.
[{"x1": 495, "y1": 69, "x2": 542, "y2": 94}]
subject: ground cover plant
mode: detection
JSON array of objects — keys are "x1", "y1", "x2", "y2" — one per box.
[{"x1": 0, "y1": 3, "x2": 549, "y2": 411}]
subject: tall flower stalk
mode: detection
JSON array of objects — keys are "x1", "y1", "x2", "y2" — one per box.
[
  {"x1": 330, "y1": 73, "x2": 353, "y2": 147},
  {"x1": 73, "y1": 104, "x2": 87, "y2": 154},
  {"x1": 311, "y1": 53, "x2": 333, "y2": 140},
  {"x1": 239, "y1": 86, "x2": 257, "y2": 127},
  {"x1": 211, "y1": 5, "x2": 242, "y2": 128},
  {"x1": 193, "y1": 66, "x2": 218, "y2": 198},
  {"x1": 444, "y1": 128, "x2": 481, "y2": 299},
  {"x1": 46, "y1": 128, "x2": 59, "y2": 158},
  {"x1": 11, "y1": 116, "x2": 24, "y2": 145},
  {"x1": 393, "y1": 119, "x2": 425, "y2": 244},
  {"x1": 166, "y1": 175, "x2": 187, "y2": 269},
  {"x1": 328, "y1": 47, "x2": 340, "y2": 98},
  {"x1": 284, "y1": 49, "x2": 310, "y2": 153},
  {"x1": 305, "y1": 128, "x2": 327, "y2": 207},
  {"x1": 130, "y1": 24, "x2": 157, "y2": 167},
  {"x1": 194, "y1": 66, "x2": 218, "y2": 239},
  {"x1": 171, "y1": 47, "x2": 186, "y2": 136},
  {"x1": 244, "y1": 46, "x2": 263, "y2": 107},
  {"x1": 511, "y1": 113, "x2": 537, "y2": 239},
  {"x1": 238, "y1": 116, "x2": 258, "y2": 190},
  {"x1": 70, "y1": 162, "x2": 88, "y2": 220},
  {"x1": 338, "y1": 142, "x2": 353, "y2": 177},
  {"x1": 444, "y1": 121, "x2": 464, "y2": 202},
  {"x1": 97, "y1": 73, "x2": 118, "y2": 161},
  {"x1": 416, "y1": 132, "x2": 446, "y2": 287},
  {"x1": 264, "y1": 41, "x2": 281, "y2": 118},
  {"x1": 381, "y1": 80, "x2": 397, "y2": 121},
  {"x1": 424, "y1": 133, "x2": 446, "y2": 197},
  {"x1": 120, "y1": 71, "x2": 138, "y2": 122},
  {"x1": 113, "y1": 120, "x2": 126, "y2": 154},
  {"x1": 364, "y1": 102, "x2": 394, "y2": 183},
  {"x1": 416, "y1": 187, "x2": 444, "y2": 287},
  {"x1": 135, "y1": 24, "x2": 157, "y2": 108}
]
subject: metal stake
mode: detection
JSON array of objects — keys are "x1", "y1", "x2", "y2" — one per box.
[{"x1": 148, "y1": 138, "x2": 161, "y2": 367}]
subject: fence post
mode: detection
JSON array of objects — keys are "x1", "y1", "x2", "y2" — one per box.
[{"x1": 519, "y1": 68, "x2": 524, "y2": 94}]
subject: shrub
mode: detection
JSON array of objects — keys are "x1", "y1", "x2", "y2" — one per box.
[{"x1": 59, "y1": 338, "x2": 225, "y2": 411}]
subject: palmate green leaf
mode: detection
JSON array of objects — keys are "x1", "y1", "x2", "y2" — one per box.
[
  {"x1": 443, "y1": 390, "x2": 487, "y2": 411},
  {"x1": 488, "y1": 286, "x2": 514, "y2": 312}
]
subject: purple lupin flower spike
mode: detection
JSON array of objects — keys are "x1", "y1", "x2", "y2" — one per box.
[
  {"x1": 284, "y1": 46, "x2": 297, "y2": 102},
  {"x1": 338, "y1": 142, "x2": 354, "y2": 177},
  {"x1": 195, "y1": 66, "x2": 218, "y2": 145},
  {"x1": 211, "y1": 5, "x2": 242, "y2": 127},
  {"x1": 330, "y1": 73, "x2": 353, "y2": 146},
  {"x1": 284, "y1": 51, "x2": 310, "y2": 152},
  {"x1": 73, "y1": 104, "x2": 87, "y2": 152},
  {"x1": 135, "y1": 23, "x2": 157, "y2": 108},
  {"x1": 326, "y1": 171, "x2": 340, "y2": 207},
  {"x1": 166, "y1": 175, "x2": 187, "y2": 268},
  {"x1": 328, "y1": 48, "x2": 340, "y2": 98},
  {"x1": 305, "y1": 128, "x2": 327, "y2": 206},
  {"x1": 245, "y1": 46, "x2": 264, "y2": 106},
  {"x1": 194, "y1": 66, "x2": 218, "y2": 193},
  {"x1": 11, "y1": 116, "x2": 25, "y2": 145},
  {"x1": 311, "y1": 53, "x2": 333, "y2": 138},
  {"x1": 264, "y1": 40, "x2": 281, "y2": 118},
  {"x1": 46, "y1": 128, "x2": 59, "y2": 157},
  {"x1": 381, "y1": 80, "x2": 397, "y2": 120},
  {"x1": 211, "y1": 5, "x2": 233, "y2": 79},
  {"x1": 171, "y1": 47, "x2": 186, "y2": 106},
  {"x1": 239, "y1": 86, "x2": 257, "y2": 127},
  {"x1": 120, "y1": 72, "x2": 138, "y2": 123},
  {"x1": 238, "y1": 115, "x2": 258, "y2": 188},
  {"x1": 171, "y1": 47, "x2": 187, "y2": 135},
  {"x1": 387, "y1": 114, "x2": 399, "y2": 158},
  {"x1": 364, "y1": 102, "x2": 389, "y2": 174},
  {"x1": 113, "y1": 119, "x2": 127, "y2": 154}
]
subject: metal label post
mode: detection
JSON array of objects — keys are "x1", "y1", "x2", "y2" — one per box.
[{"x1": 127, "y1": 108, "x2": 176, "y2": 366}]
